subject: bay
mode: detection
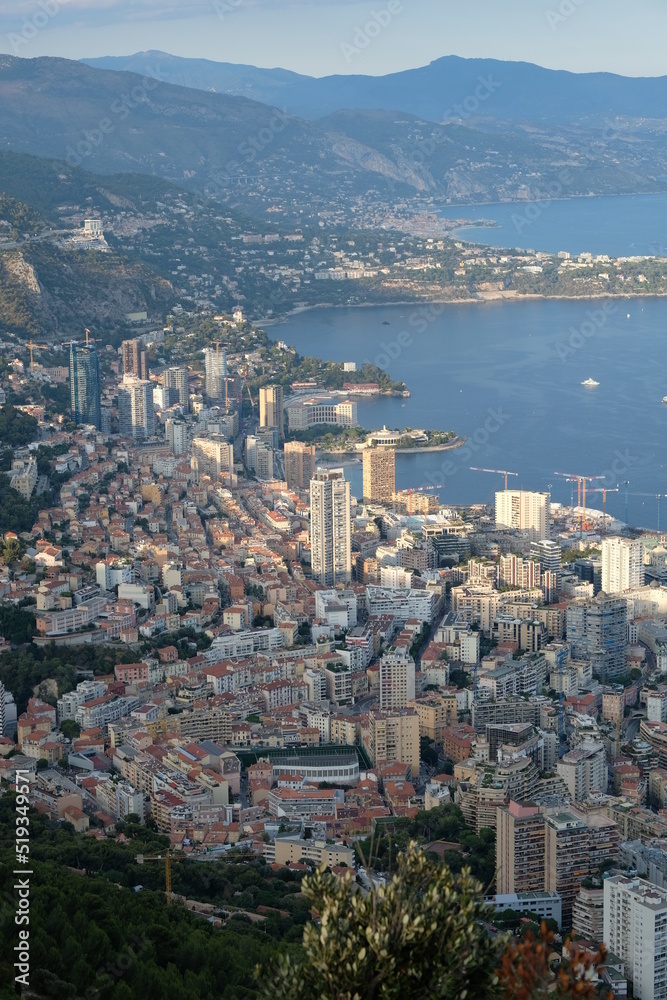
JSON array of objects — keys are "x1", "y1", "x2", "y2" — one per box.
[
  {"x1": 437, "y1": 193, "x2": 667, "y2": 258},
  {"x1": 269, "y1": 297, "x2": 667, "y2": 530}
]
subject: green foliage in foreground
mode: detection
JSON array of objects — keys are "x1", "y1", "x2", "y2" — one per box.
[
  {"x1": 356, "y1": 804, "x2": 497, "y2": 892},
  {"x1": 0, "y1": 795, "x2": 305, "y2": 999},
  {"x1": 261, "y1": 843, "x2": 505, "y2": 1000}
]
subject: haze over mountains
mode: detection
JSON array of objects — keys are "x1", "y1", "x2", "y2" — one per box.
[
  {"x1": 0, "y1": 52, "x2": 666, "y2": 229},
  {"x1": 84, "y1": 52, "x2": 667, "y2": 128}
]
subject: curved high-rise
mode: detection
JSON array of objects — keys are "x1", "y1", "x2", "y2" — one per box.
[{"x1": 70, "y1": 343, "x2": 101, "y2": 429}]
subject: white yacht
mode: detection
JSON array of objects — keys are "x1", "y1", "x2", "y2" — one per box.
[{"x1": 581, "y1": 377, "x2": 599, "y2": 387}]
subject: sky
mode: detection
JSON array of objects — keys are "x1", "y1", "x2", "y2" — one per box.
[{"x1": 1, "y1": 0, "x2": 666, "y2": 78}]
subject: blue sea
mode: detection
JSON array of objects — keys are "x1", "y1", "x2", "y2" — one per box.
[
  {"x1": 270, "y1": 295, "x2": 667, "y2": 530},
  {"x1": 437, "y1": 193, "x2": 667, "y2": 258},
  {"x1": 268, "y1": 193, "x2": 667, "y2": 529}
]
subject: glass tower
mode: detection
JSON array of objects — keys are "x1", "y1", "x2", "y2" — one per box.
[{"x1": 70, "y1": 343, "x2": 101, "y2": 429}]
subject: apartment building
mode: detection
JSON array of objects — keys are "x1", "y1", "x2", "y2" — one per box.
[
  {"x1": 604, "y1": 875, "x2": 667, "y2": 1000},
  {"x1": 362, "y1": 447, "x2": 395, "y2": 503},
  {"x1": 379, "y1": 650, "x2": 416, "y2": 710},
  {"x1": 496, "y1": 800, "x2": 546, "y2": 895},
  {"x1": 495, "y1": 490, "x2": 550, "y2": 541},
  {"x1": 601, "y1": 536, "x2": 644, "y2": 594},
  {"x1": 366, "y1": 708, "x2": 420, "y2": 776},
  {"x1": 310, "y1": 469, "x2": 352, "y2": 586},
  {"x1": 557, "y1": 740, "x2": 607, "y2": 803}
]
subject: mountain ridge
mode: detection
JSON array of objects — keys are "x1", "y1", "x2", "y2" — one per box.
[{"x1": 82, "y1": 51, "x2": 667, "y2": 126}]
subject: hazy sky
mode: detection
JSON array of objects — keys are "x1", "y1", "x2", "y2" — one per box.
[{"x1": 1, "y1": 0, "x2": 666, "y2": 78}]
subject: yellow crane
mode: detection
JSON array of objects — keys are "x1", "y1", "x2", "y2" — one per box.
[
  {"x1": 136, "y1": 850, "x2": 181, "y2": 905},
  {"x1": 27, "y1": 340, "x2": 49, "y2": 371},
  {"x1": 470, "y1": 466, "x2": 519, "y2": 491}
]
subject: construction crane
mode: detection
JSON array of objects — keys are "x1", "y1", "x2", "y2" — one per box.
[
  {"x1": 625, "y1": 491, "x2": 667, "y2": 535},
  {"x1": 619, "y1": 480, "x2": 630, "y2": 525},
  {"x1": 470, "y1": 467, "x2": 519, "y2": 491},
  {"x1": 586, "y1": 486, "x2": 619, "y2": 534},
  {"x1": 136, "y1": 850, "x2": 181, "y2": 906},
  {"x1": 27, "y1": 340, "x2": 49, "y2": 371},
  {"x1": 554, "y1": 471, "x2": 606, "y2": 536}
]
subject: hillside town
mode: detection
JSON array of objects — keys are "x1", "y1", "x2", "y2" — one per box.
[{"x1": 3, "y1": 309, "x2": 667, "y2": 996}]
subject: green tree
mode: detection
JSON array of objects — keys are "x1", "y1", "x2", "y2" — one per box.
[
  {"x1": 60, "y1": 719, "x2": 81, "y2": 740},
  {"x1": 260, "y1": 843, "x2": 504, "y2": 1000}
]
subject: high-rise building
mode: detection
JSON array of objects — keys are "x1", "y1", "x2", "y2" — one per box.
[
  {"x1": 245, "y1": 436, "x2": 274, "y2": 480},
  {"x1": 259, "y1": 385, "x2": 284, "y2": 440},
  {"x1": 567, "y1": 592, "x2": 628, "y2": 680},
  {"x1": 495, "y1": 490, "x2": 550, "y2": 541},
  {"x1": 531, "y1": 539, "x2": 562, "y2": 603},
  {"x1": 379, "y1": 650, "x2": 416, "y2": 710},
  {"x1": 204, "y1": 346, "x2": 227, "y2": 401},
  {"x1": 604, "y1": 875, "x2": 667, "y2": 1000},
  {"x1": 191, "y1": 435, "x2": 234, "y2": 479},
  {"x1": 163, "y1": 367, "x2": 189, "y2": 409},
  {"x1": 530, "y1": 539, "x2": 562, "y2": 574},
  {"x1": 284, "y1": 441, "x2": 316, "y2": 491},
  {"x1": 118, "y1": 376, "x2": 155, "y2": 440},
  {"x1": 366, "y1": 708, "x2": 420, "y2": 777},
  {"x1": 165, "y1": 419, "x2": 187, "y2": 456},
  {"x1": 121, "y1": 338, "x2": 148, "y2": 380},
  {"x1": 544, "y1": 812, "x2": 590, "y2": 929},
  {"x1": 362, "y1": 447, "x2": 395, "y2": 503},
  {"x1": 310, "y1": 469, "x2": 352, "y2": 586},
  {"x1": 557, "y1": 740, "x2": 607, "y2": 803},
  {"x1": 70, "y1": 343, "x2": 101, "y2": 429},
  {"x1": 602, "y1": 536, "x2": 645, "y2": 594},
  {"x1": 496, "y1": 800, "x2": 546, "y2": 895},
  {"x1": 498, "y1": 553, "x2": 541, "y2": 589}
]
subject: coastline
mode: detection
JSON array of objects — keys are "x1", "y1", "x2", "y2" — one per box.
[
  {"x1": 317, "y1": 436, "x2": 465, "y2": 459},
  {"x1": 257, "y1": 290, "x2": 667, "y2": 326}
]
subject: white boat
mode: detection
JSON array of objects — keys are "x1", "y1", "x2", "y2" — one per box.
[
  {"x1": 581, "y1": 377, "x2": 599, "y2": 387},
  {"x1": 662, "y1": 396, "x2": 667, "y2": 404}
]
